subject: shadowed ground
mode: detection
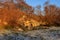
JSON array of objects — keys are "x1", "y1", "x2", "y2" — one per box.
[{"x1": 0, "y1": 26, "x2": 60, "y2": 40}]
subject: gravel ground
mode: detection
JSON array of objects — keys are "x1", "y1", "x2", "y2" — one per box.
[{"x1": 0, "y1": 27, "x2": 60, "y2": 40}]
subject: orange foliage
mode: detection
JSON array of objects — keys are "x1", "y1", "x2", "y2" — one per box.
[
  {"x1": 44, "y1": 5, "x2": 60, "y2": 25},
  {"x1": 0, "y1": 0, "x2": 60, "y2": 28}
]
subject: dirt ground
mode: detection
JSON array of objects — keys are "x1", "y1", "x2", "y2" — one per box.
[{"x1": 0, "y1": 26, "x2": 60, "y2": 40}]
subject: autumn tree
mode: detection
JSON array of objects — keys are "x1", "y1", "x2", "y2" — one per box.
[{"x1": 44, "y1": 4, "x2": 60, "y2": 26}]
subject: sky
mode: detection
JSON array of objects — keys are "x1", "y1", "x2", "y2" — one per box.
[{"x1": 25, "y1": 0, "x2": 60, "y2": 10}]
